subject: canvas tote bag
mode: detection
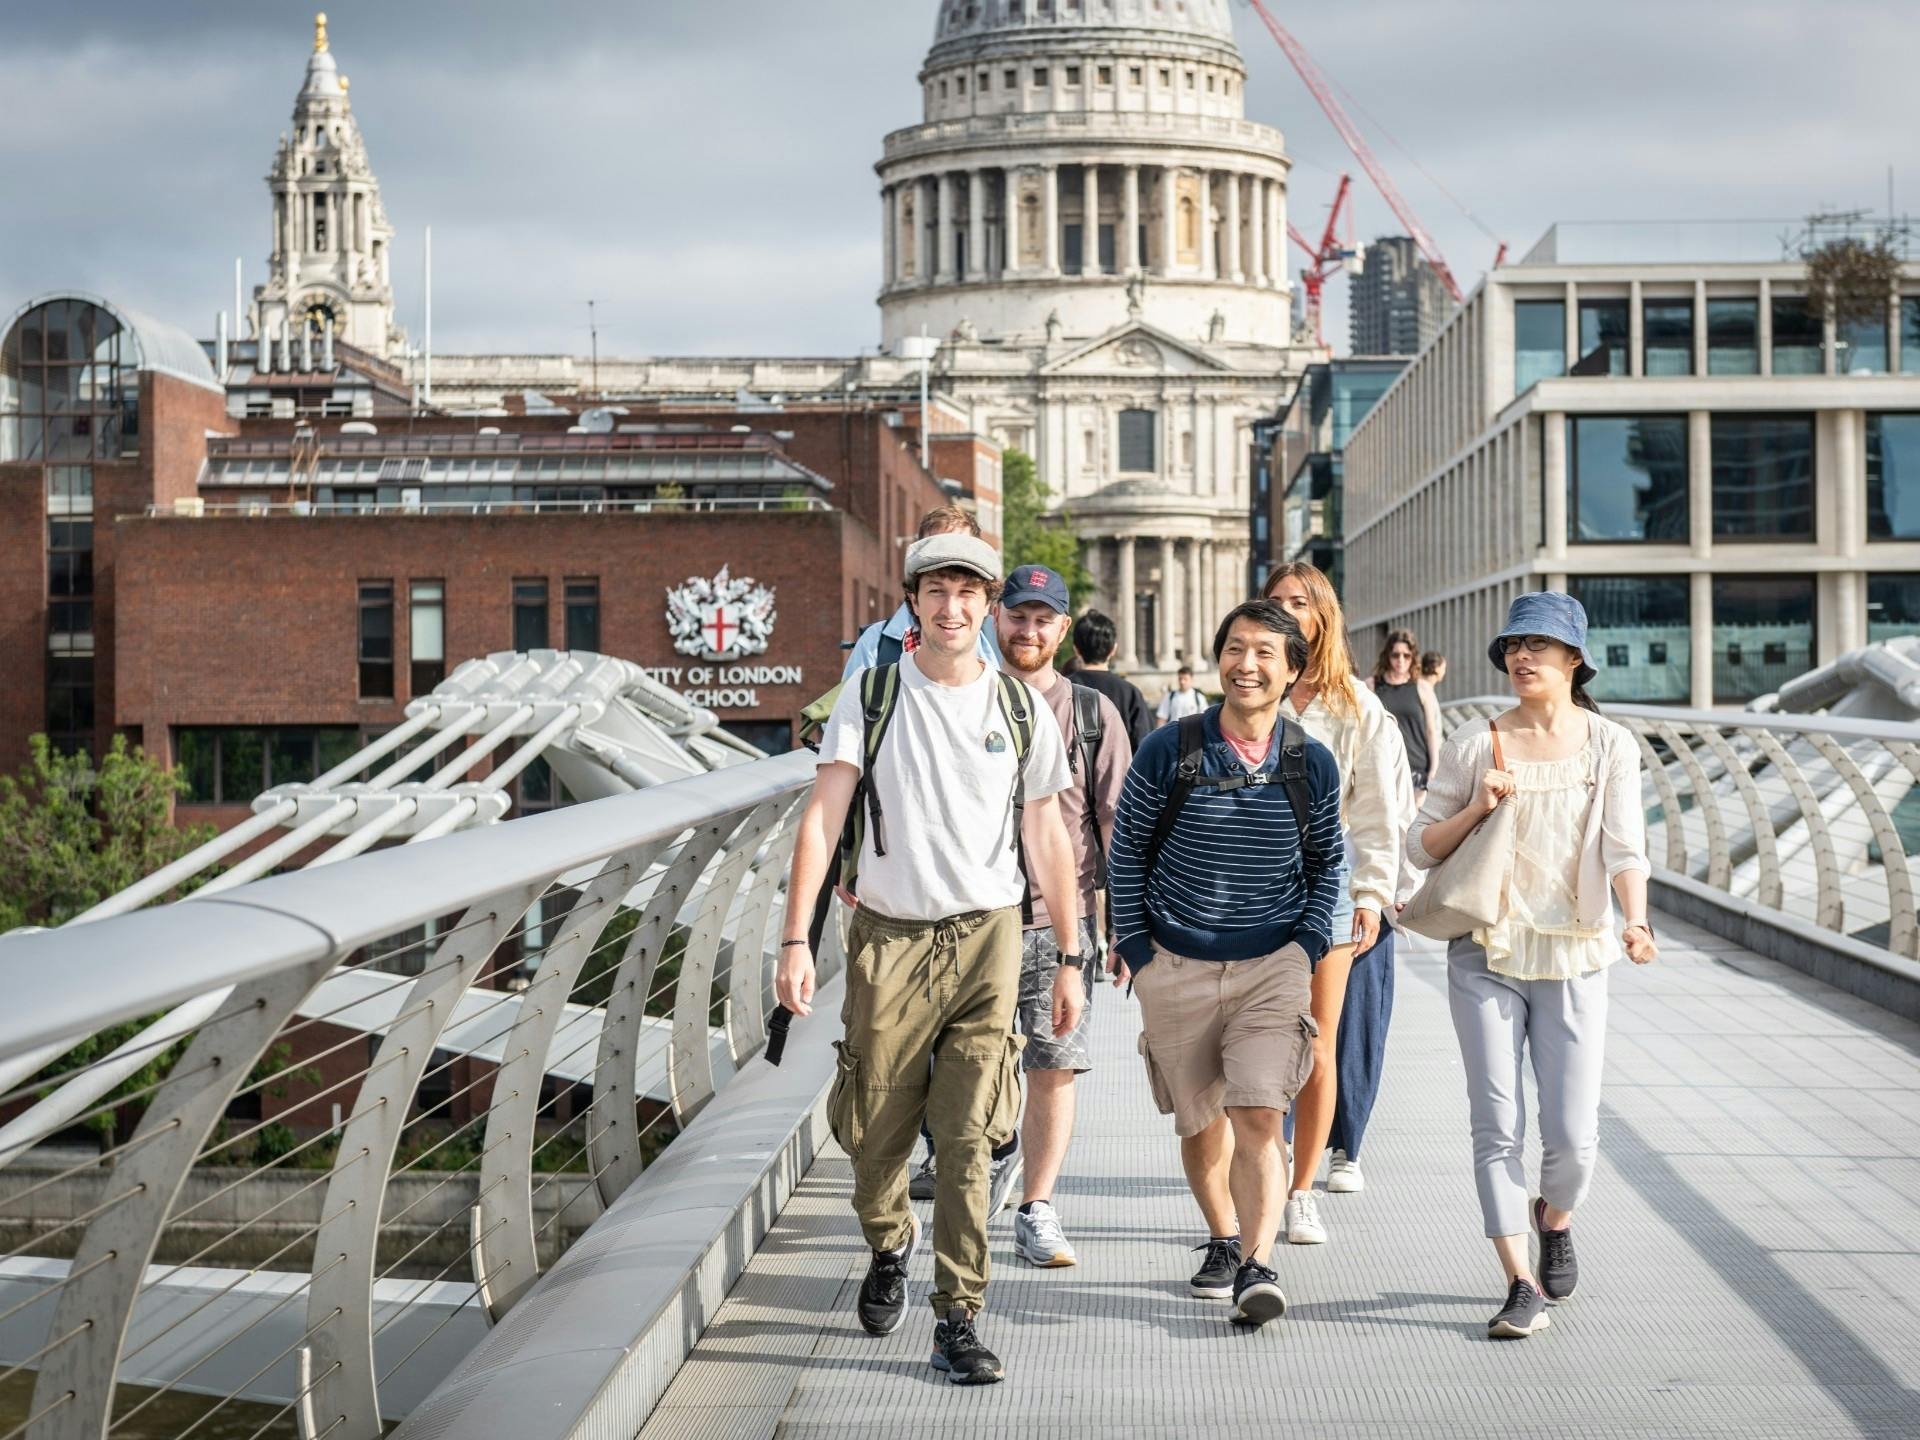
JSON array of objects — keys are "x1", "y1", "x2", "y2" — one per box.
[{"x1": 1398, "y1": 720, "x2": 1517, "y2": 941}]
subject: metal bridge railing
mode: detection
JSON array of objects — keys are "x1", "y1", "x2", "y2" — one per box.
[
  {"x1": 0, "y1": 751, "x2": 820, "y2": 1440},
  {"x1": 1442, "y1": 699, "x2": 1920, "y2": 960}
]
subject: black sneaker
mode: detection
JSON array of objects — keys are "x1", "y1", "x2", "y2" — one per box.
[
  {"x1": 1189, "y1": 1236, "x2": 1242, "y2": 1298},
  {"x1": 1488, "y1": 1277, "x2": 1550, "y2": 1339},
  {"x1": 929, "y1": 1306, "x2": 1004, "y2": 1384},
  {"x1": 907, "y1": 1153, "x2": 937, "y2": 1203},
  {"x1": 1228, "y1": 1258, "x2": 1287, "y2": 1328},
  {"x1": 1532, "y1": 1197, "x2": 1578, "y2": 1300},
  {"x1": 856, "y1": 1213, "x2": 919, "y2": 1336}
]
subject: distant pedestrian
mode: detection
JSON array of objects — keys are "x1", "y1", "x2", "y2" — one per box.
[
  {"x1": 1069, "y1": 610, "x2": 1153, "y2": 750},
  {"x1": 842, "y1": 505, "x2": 999, "y2": 676},
  {"x1": 1421, "y1": 651, "x2": 1448, "y2": 688},
  {"x1": 1155, "y1": 666, "x2": 1207, "y2": 727},
  {"x1": 1264, "y1": 562, "x2": 1415, "y2": 1239},
  {"x1": 780, "y1": 531, "x2": 1082, "y2": 1384},
  {"x1": 1106, "y1": 599, "x2": 1345, "y2": 1330},
  {"x1": 1368, "y1": 628, "x2": 1442, "y2": 800},
  {"x1": 1408, "y1": 592, "x2": 1655, "y2": 1340}
]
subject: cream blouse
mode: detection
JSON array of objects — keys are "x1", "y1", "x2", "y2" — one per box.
[{"x1": 1472, "y1": 745, "x2": 1614, "y2": 981}]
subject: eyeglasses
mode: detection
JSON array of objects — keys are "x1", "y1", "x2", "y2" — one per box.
[
  {"x1": 1499, "y1": 635, "x2": 1555, "y2": 656},
  {"x1": 1389, "y1": 649, "x2": 1413, "y2": 659}
]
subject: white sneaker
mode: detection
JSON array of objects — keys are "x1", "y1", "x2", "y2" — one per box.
[
  {"x1": 1012, "y1": 1199, "x2": 1078, "y2": 1267},
  {"x1": 1285, "y1": 1189, "x2": 1327, "y2": 1245},
  {"x1": 1326, "y1": 1150, "x2": 1365, "y2": 1194}
]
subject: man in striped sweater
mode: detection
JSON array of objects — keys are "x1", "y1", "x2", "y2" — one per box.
[{"x1": 1106, "y1": 599, "x2": 1346, "y2": 1330}]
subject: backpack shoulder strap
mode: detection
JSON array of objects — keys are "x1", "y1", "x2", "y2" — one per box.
[
  {"x1": 994, "y1": 673, "x2": 1037, "y2": 924},
  {"x1": 876, "y1": 628, "x2": 904, "y2": 670},
  {"x1": 1139, "y1": 713, "x2": 1208, "y2": 881},
  {"x1": 1071, "y1": 683, "x2": 1108, "y2": 886},
  {"x1": 1274, "y1": 716, "x2": 1320, "y2": 869},
  {"x1": 858, "y1": 663, "x2": 903, "y2": 857}
]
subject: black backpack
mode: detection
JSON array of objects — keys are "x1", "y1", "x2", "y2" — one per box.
[
  {"x1": 1137, "y1": 713, "x2": 1322, "y2": 882},
  {"x1": 1066, "y1": 681, "x2": 1109, "y2": 888}
]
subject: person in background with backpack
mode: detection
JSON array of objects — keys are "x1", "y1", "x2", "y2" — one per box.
[
  {"x1": 989, "y1": 563, "x2": 1131, "y2": 1269},
  {"x1": 778, "y1": 532, "x2": 1082, "y2": 1385},
  {"x1": 1265, "y1": 561, "x2": 1415, "y2": 1240},
  {"x1": 842, "y1": 504, "x2": 999, "y2": 677},
  {"x1": 1069, "y1": 610, "x2": 1153, "y2": 750},
  {"x1": 1105, "y1": 599, "x2": 1345, "y2": 1330}
]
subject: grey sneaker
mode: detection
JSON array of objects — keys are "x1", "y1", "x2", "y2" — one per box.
[
  {"x1": 1013, "y1": 1200, "x2": 1077, "y2": 1267},
  {"x1": 1532, "y1": 1198, "x2": 1579, "y2": 1300},
  {"x1": 1488, "y1": 1277, "x2": 1550, "y2": 1339},
  {"x1": 985, "y1": 1148, "x2": 1022, "y2": 1221},
  {"x1": 908, "y1": 1153, "x2": 937, "y2": 1202}
]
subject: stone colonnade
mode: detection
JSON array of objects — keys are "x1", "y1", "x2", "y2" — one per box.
[
  {"x1": 1082, "y1": 533, "x2": 1249, "y2": 672},
  {"x1": 881, "y1": 162, "x2": 1284, "y2": 288}
]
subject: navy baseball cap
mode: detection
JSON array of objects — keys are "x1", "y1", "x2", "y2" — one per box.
[{"x1": 1002, "y1": 563, "x2": 1070, "y2": 613}]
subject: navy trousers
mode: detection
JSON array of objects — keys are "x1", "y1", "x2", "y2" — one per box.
[{"x1": 1285, "y1": 921, "x2": 1397, "y2": 1160}]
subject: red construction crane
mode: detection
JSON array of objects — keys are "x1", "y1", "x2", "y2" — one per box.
[
  {"x1": 1242, "y1": 0, "x2": 1466, "y2": 303},
  {"x1": 1288, "y1": 172, "x2": 1354, "y2": 347}
]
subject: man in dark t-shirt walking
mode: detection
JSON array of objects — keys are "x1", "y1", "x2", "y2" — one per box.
[{"x1": 1069, "y1": 610, "x2": 1152, "y2": 751}]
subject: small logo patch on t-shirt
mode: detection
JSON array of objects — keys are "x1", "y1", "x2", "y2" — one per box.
[{"x1": 984, "y1": 731, "x2": 1007, "y2": 754}]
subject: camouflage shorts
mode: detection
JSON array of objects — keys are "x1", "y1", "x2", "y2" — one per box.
[{"x1": 1016, "y1": 918, "x2": 1098, "y2": 1073}]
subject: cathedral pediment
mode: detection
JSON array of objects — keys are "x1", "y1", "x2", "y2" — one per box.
[{"x1": 1037, "y1": 323, "x2": 1234, "y2": 379}]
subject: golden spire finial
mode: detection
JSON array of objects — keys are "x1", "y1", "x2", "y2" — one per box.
[{"x1": 314, "y1": 12, "x2": 329, "y2": 53}]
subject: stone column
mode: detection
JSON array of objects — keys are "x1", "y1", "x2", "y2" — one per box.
[
  {"x1": 1043, "y1": 164, "x2": 1061, "y2": 274},
  {"x1": 1185, "y1": 536, "x2": 1205, "y2": 660},
  {"x1": 1688, "y1": 410, "x2": 1712, "y2": 560},
  {"x1": 967, "y1": 170, "x2": 987, "y2": 282},
  {"x1": 1542, "y1": 412, "x2": 1567, "y2": 559},
  {"x1": 1123, "y1": 165, "x2": 1141, "y2": 272},
  {"x1": 1159, "y1": 167, "x2": 1177, "y2": 275},
  {"x1": 1200, "y1": 171, "x2": 1217, "y2": 279},
  {"x1": 1005, "y1": 171, "x2": 1025, "y2": 277},
  {"x1": 1224, "y1": 173, "x2": 1243, "y2": 282},
  {"x1": 1689, "y1": 571, "x2": 1714, "y2": 707},
  {"x1": 936, "y1": 172, "x2": 956, "y2": 284},
  {"x1": 882, "y1": 185, "x2": 896, "y2": 287},
  {"x1": 1248, "y1": 177, "x2": 1266, "y2": 286},
  {"x1": 1082, "y1": 163, "x2": 1100, "y2": 274},
  {"x1": 1157, "y1": 535, "x2": 1177, "y2": 669},
  {"x1": 1117, "y1": 535, "x2": 1139, "y2": 668},
  {"x1": 1268, "y1": 184, "x2": 1285, "y2": 288}
]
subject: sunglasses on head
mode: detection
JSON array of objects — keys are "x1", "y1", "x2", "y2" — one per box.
[{"x1": 1499, "y1": 635, "x2": 1556, "y2": 656}]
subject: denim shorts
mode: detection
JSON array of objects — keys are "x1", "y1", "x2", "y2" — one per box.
[{"x1": 1329, "y1": 882, "x2": 1355, "y2": 949}]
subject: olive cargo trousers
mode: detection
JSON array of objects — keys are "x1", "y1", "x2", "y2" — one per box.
[{"x1": 828, "y1": 904, "x2": 1024, "y2": 1317}]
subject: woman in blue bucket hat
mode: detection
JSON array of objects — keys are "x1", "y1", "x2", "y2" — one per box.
[{"x1": 1405, "y1": 592, "x2": 1656, "y2": 1340}]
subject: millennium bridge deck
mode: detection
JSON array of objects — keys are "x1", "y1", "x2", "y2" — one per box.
[{"x1": 639, "y1": 918, "x2": 1920, "y2": 1440}]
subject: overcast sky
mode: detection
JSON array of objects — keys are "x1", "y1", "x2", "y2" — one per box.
[{"x1": 1, "y1": 1, "x2": 1912, "y2": 359}]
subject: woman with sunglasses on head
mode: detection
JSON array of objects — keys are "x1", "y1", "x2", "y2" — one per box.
[
  {"x1": 1261, "y1": 562, "x2": 1416, "y2": 1244},
  {"x1": 1367, "y1": 628, "x2": 1442, "y2": 806},
  {"x1": 1408, "y1": 593, "x2": 1656, "y2": 1341}
]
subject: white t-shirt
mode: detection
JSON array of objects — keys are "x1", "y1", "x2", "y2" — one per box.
[
  {"x1": 1157, "y1": 687, "x2": 1206, "y2": 723},
  {"x1": 819, "y1": 653, "x2": 1074, "y2": 923}
]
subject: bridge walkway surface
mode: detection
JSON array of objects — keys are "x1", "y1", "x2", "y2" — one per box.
[{"x1": 636, "y1": 915, "x2": 1920, "y2": 1440}]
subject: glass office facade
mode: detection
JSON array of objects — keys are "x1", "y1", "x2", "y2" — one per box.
[
  {"x1": 1712, "y1": 576, "x2": 1814, "y2": 703},
  {"x1": 1867, "y1": 574, "x2": 1920, "y2": 644},
  {"x1": 1867, "y1": 413, "x2": 1920, "y2": 540},
  {"x1": 1569, "y1": 576, "x2": 1690, "y2": 702},
  {"x1": 1712, "y1": 414, "x2": 1814, "y2": 540},
  {"x1": 1513, "y1": 300, "x2": 1565, "y2": 395},
  {"x1": 1568, "y1": 416, "x2": 1689, "y2": 542}
]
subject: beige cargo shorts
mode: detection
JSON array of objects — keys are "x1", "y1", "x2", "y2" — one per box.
[{"x1": 1132, "y1": 942, "x2": 1318, "y2": 1137}]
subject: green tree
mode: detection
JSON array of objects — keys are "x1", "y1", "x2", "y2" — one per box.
[{"x1": 999, "y1": 449, "x2": 1095, "y2": 668}]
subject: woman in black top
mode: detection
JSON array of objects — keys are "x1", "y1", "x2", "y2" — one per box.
[{"x1": 1367, "y1": 628, "x2": 1441, "y2": 797}]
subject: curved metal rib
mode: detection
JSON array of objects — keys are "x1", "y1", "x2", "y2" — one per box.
[
  {"x1": 1804, "y1": 733, "x2": 1918, "y2": 958},
  {"x1": 1748, "y1": 729, "x2": 1845, "y2": 933},
  {"x1": 588, "y1": 818, "x2": 737, "y2": 1208},
  {"x1": 726, "y1": 797, "x2": 805, "y2": 1065},
  {"x1": 475, "y1": 845, "x2": 668, "y2": 1322},
  {"x1": 1694, "y1": 725, "x2": 1784, "y2": 909},
  {"x1": 1626, "y1": 720, "x2": 1690, "y2": 875},
  {"x1": 1654, "y1": 722, "x2": 1728, "y2": 888}
]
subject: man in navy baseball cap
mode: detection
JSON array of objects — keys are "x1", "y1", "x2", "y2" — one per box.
[{"x1": 1002, "y1": 563, "x2": 1071, "y2": 614}]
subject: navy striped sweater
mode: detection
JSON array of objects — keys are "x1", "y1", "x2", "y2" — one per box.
[{"x1": 1108, "y1": 705, "x2": 1345, "y2": 972}]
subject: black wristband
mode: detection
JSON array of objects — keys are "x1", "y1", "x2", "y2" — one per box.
[
  {"x1": 1057, "y1": 952, "x2": 1085, "y2": 968},
  {"x1": 781, "y1": 938, "x2": 810, "y2": 949}
]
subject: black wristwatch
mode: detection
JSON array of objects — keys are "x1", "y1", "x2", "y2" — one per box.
[{"x1": 1057, "y1": 951, "x2": 1086, "y2": 969}]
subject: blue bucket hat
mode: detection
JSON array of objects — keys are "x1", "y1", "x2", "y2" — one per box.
[{"x1": 1488, "y1": 591, "x2": 1598, "y2": 685}]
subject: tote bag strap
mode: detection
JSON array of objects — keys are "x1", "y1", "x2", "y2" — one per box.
[{"x1": 1489, "y1": 717, "x2": 1505, "y2": 772}]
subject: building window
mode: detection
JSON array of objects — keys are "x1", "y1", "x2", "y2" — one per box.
[
  {"x1": 1707, "y1": 298, "x2": 1759, "y2": 375},
  {"x1": 1568, "y1": 577, "x2": 1690, "y2": 703},
  {"x1": 410, "y1": 581, "x2": 445, "y2": 695},
  {"x1": 1, "y1": 298, "x2": 137, "y2": 463},
  {"x1": 1160, "y1": 67, "x2": 1172, "y2": 85},
  {"x1": 1868, "y1": 573, "x2": 1920, "y2": 643},
  {"x1": 46, "y1": 657, "x2": 94, "y2": 755},
  {"x1": 1568, "y1": 416, "x2": 1689, "y2": 542},
  {"x1": 1901, "y1": 298, "x2": 1920, "y2": 375},
  {"x1": 1513, "y1": 300, "x2": 1565, "y2": 394},
  {"x1": 955, "y1": 74, "x2": 966, "y2": 95},
  {"x1": 1098, "y1": 65, "x2": 1113, "y2": 86},
  {"x1": 1643, "y1": 300, "x2": 1693, "y2": 375},
  {"x1": 1064, "y1": 223, "x2": 1086, "y2": 274},
  {"x1": 1711, "y1": 414, "x2": 1814, "y2": 540},
  {"x1": 1065, "y1": 65, "x2": 1081, "y2": 85},
  {"x1": 1868, "y1": 413, "x2": 1920, "y2": 540},
  {"x1": 1118, "y1": 409, "x2": 1157, "y2": 473},
  {"x1": 513, "y1": 578, "x2": 549, "y2": 651},
  {"x1": 978, "y1": 70, "x2": 990, "y2": 91},
  {"x1": 175, "y1": 727, "x2": 362, "y2": 805},
  {"x1": 1033, "y1": 67, "x2": 1048, "y2": 86},
  {"x1": 564, "y1": 578, "x2": 601, "y2": 652},
  {"x1": 1130, "y1": 65, "x2": 1144, "y2": 84},
  {"x1": 1712, "y1": 576, "x2": 1814, "y2": 703},
  {"x1": 1770, "y1": 295, "x2": 1823, "y2": 375},
  {"x1": 1575, "y1": 299, "x2": 1628, "y2": 376},
  {"x1": 358, "y1": 582, "x2": 394, "y2": 699},
  {"x1": 1840, "y1": 312, "x2": 1888, "y2": 374},
  {"x1": 1005, "y1": 68, "x2": 1017, "y2": 89}
]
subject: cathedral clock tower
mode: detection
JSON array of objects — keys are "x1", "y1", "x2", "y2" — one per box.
[{"x1": 252, "y1": 13, "x2": 401, "y2": 359}]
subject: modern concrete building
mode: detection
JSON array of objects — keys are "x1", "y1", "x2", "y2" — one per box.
[
  {"x1": 1348, "y1": 236, "x2": 1452, "y2": 357},
  {"x1": 1341, "y1": 225, "x2": 1920, "y2": 706}
]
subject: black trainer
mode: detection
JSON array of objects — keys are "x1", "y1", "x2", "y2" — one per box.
[
  {"x1": 1532, "y1": 1197, "x2": 1578, "y2": 1300},
  {"x1": 1189, "y1": 1236, "x2": 1242, "y2": 1298},
  {"x1": 1488, "y1": 1277, "x2": 1550, "y2": 1339},
  {"x1": 929, "y1": 1306, "x2": 1004, "y2": 1384},
  {"x1": 856, "y1": 1214, "x2": 919, "y2": 1336},
  {"x1": 1228, "y1": 1257, "x2": 1287, "y2": 1328},
  {"x1": 907, "y1": 1153, "x2": 937, "y2": 1203}
]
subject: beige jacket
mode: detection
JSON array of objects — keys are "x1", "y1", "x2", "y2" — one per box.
[
  {"x1": 1408, "y1": 714, "x2": 1651, "y2": 929},
  {"x1": 1283, "y1": 683, "x2": 1416, "y2": 915}
]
